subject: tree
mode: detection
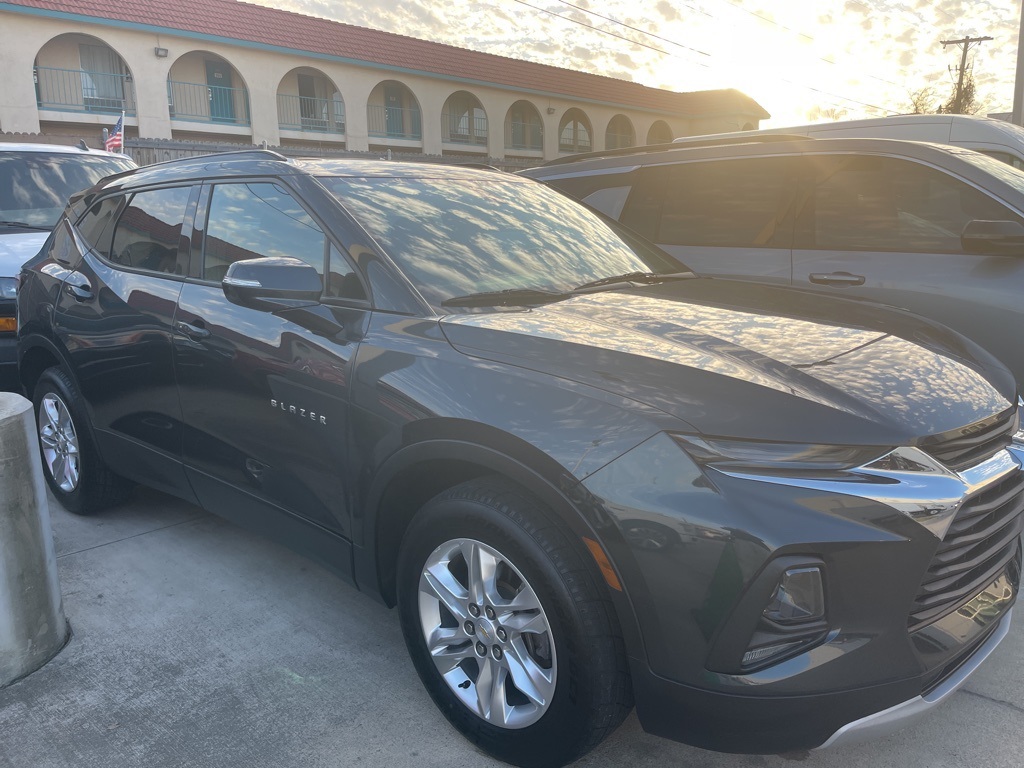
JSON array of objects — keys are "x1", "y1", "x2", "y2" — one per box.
[
  {"x1": 806, "y1": 105, "x2": 848, "y2": 122},
  {"x1": 940, "y1": 71, "x2": 978, "y2": 114},
  {"x1": 906, "y1": 86, "x2": 939, "y2": 114}
]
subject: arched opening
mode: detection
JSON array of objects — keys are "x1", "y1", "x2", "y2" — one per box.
[
  {"x1": 367, "y1": 80, "x2": 422, "y2": 142},
  {"x1": 646, "y1": 120, "x2": 673, "y2": 145},
  {"x1": 742, "y1": 122, "x2": 755, "y2": 131},
  {"x1": 34, "y1": 33, "x2": 135, "y2": 116},
  {"x1": 605, "y1": 115, "x2": 635, "y2": 150},
  {"x1": 167, "y1": 51, "x2": 250, "y2": 127},
  {"x1": 442, "y1": 91, "x2": 487, "y2": 148},
  {"x1": 277, "y1": 67, "x2": 344, "y2": 136},
  {"x1": 505, "y1": 101, "x2": 543, "y2": 152},
  {"x1": 559, "y1": 109, "x2": 592, "y2": 153}
]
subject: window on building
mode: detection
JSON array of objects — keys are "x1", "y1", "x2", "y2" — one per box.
[
  {"x1": 605, "y1": 115, "x2": 635, "y2": 150},
  {"x1": 559, "y1": 109, "x2": 592, "y2": 153},
  {"x1": 79, "y1": 43, "x2": 126, "y2": 112}
]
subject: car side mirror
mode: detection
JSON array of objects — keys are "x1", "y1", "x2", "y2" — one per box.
[
  {"x1": 222, "y1": 256, "x2": 323, "y2": 311},
  {"x1": 961, "y1": 220, "x2": 1024, "y2": 256}
]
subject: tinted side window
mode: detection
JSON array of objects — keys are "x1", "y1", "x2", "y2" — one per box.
[
  {"x1": 326, "y1": 244, "x2": 367, "y2": 300},
  {"x1": 203, "y1": 182, "x2": 325, "y2": 282},
  {"x1": 76, "y1": 195, "x2": 127, "y2": 257},
  {"x1": 799, "y1": 156, "x2": 1024, "y2": 253},
  {"x1": 110, "y1": 187, "x2": 191, "y2": 274},
  {"x1": 621, "y1": 158, "x2": 796, "y2": 248}
]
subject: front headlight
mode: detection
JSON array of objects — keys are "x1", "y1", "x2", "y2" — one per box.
[
  {"x1": 670, "y1": 433, "x2": 891, "y2": 473},
  {"x1": 0, "y1": 277, "x2": 17, "y2": 299}
]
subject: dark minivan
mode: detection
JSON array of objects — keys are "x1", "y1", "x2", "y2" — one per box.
[{"x1": 18, "y1": 151, "x2": 1024, "y2": 767}]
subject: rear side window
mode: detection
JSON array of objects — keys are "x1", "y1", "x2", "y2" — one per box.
[
  {"x1": 621, "y1": 158, "x2": 796, "y2": 248},
  {"x1": 798, "y1": 156, "x2": 1024, "y2": 253},
  {"x1": 76, "y1": 196, "x2": 127, "y2": 258},
  {"x1": 203, "y1": 182, "x2": 326, "y2": 283},
  {"x1": 110, "y1": 187, "x2": 191, "y2": 274}
]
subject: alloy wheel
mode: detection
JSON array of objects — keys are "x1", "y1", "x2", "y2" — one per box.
[
  {"x1": 39, "y1": 393, "x2": 81, "y2": 493},
  {"x1": 417, "y1": 537, "x2": 557, "y2": 729}
]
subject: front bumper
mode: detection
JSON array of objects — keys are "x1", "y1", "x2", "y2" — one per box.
[
  {"x1": 628, "y1": 604, "x2": 1012, "y2": 754},
  {"x1": 819, "y1": 608, "x2": 1011, "y2": 749},
  {"x1": 581, "y1": 431, "x2": 1022, "y2": 753}
]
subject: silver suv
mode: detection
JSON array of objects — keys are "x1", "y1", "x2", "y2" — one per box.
[{"x1": 523, "y1": 136, "x2": 1024, "y2": 383}]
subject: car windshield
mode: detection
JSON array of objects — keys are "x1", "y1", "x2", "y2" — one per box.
[
  {"x1": 0, "y1": 152, "x2": 134, "y2": 229},
  {"x1": 319, "y1": 174, "x2": 683, "y2": 310}
]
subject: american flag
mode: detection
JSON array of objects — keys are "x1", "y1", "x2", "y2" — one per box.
[{"x1": 105, "y1": 114, "x2": 124, "y2": 152}]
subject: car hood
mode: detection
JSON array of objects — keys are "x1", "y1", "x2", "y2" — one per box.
[
  {"x1": 441, "y1": 280, "x2": 1015, "y2": 445},
  {"x1": 0, "y1": 231, "x2": 49, "y2": 277}
]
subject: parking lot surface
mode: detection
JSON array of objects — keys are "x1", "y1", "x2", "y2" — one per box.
[{"x1": 2, "y1": 486, "x2": 1023, "y2": 768}]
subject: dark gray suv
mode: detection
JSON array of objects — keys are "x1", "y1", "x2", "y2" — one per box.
[
  {"x1": 523, "y1": 136, "x2": 1024, "y2": 385},
  {"x1": 17, "y1": 150, "x2": 1024, "y2": 767}
]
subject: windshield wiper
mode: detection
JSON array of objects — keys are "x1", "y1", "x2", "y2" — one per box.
[
  {"x1": 573, "y1": 271, "x2": 695, "y2": 293},
  {"x1": 441, "y1": 287, "x2": 571, "y2": 308},
  {"x1": 0, "y1": 220, "x2": 49, "y2": 232}
]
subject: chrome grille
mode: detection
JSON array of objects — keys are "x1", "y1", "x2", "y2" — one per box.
[
  {"x1": 909, "y1": 470, "x2": 1024, "y2": 630},
  {"x1": 919, "y1": 407, "x2": 1017, "y2": 472}
]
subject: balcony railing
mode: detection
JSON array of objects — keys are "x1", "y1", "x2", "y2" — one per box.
[
  {"x1": 367, "y1": 104, "x2": 422, "y2": 140},
  {"x1": 606, "y1": 132, "x2": 635, "y2": 150},
  {"x1": 167, "y1": 80, "x2": 251, "y2": 126},
  {"x1": 559, "y1": 136, "x2": 592, "y2": 153},
  {"x1": 34, "y1": 66, "x2": 136, "y2": 115},
  {"x1": 277, "y1": 94, "x2": 345, "y2": 135},
  {"x1": 506, "y1": 121, "x2": 543, "y2": 151},
  {"x1": 442, "y1": 112, "x2": 488, "y2": 146}
]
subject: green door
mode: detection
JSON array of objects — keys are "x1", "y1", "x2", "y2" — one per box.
[{"x1": 205, "y1": 60, "x2": 235, "y2": 123}]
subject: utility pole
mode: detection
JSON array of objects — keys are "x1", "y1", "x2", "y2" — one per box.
[
  {"x1": 941, "y1": 35, "x2": 992, "y2": 113},
  {"x1": 1013, "y1": 1, "x2": 1024, "y2": 124}
]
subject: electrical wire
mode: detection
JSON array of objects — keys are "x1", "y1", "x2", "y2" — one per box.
[{"x1": 510, "y1": 0, "x2": 713, "y2": 64}]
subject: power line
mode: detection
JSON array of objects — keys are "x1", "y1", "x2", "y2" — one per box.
[
  {"x1": 509, "y1": 0, "x2": 712, "y2": 63},
  {"x1": 552, "y1": 0, "x2": 711, "y2": 54},
  {"x1": 846, "y1": 0, "x2": 958, "y2": 26},
  {"x1": 507, "y1": 0, "x2": 901, "y2": 116},
  {"x1": 707, "y1": 0, "x2": 907, "y2": 90}
]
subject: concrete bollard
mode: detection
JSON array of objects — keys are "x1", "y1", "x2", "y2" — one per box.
[{"x1": 0, "y1": 392, "x2": 68, "y2": 687}]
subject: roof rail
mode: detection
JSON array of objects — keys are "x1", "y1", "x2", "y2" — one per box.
[
  {"x1": 541, "y1": 133, "x2": 813, "y2": 167},
  {"x1": 143, "y1": 148, "x2": 291, "y2": 170}
]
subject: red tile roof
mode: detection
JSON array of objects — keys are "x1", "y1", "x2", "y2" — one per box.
[{"x1": 6, "y1": 0, "x2": 769, "y2": 118}]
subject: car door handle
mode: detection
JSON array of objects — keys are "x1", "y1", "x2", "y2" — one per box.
[
  {"x1": 174, "y1": 319, "x2": 211, "y2": 340},
  {"x1": 809, "y1": 272, "x2": 866, "y2": 287},
  {"x1": 64, "y1": 281, "x2": 93, "y2": 301}
]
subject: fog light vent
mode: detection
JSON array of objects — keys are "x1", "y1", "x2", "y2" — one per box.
[{"x1": 764, "y1": 567, "x2": 824, "y2": 624}]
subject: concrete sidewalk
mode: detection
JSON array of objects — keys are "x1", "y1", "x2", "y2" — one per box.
[{"x1": 2, "y1": 487, "x2": 1023, "y2": 768}]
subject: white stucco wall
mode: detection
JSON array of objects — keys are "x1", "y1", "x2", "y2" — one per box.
[{"x1": 0, "y1": 10, "x2": 758, "y2": 157}]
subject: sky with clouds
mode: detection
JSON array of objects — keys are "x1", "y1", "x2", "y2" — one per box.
[{"x1": 254, "y1": 0, "x2": 1022, "y2": 127}]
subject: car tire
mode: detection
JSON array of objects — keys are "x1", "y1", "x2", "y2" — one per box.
[
  {"x1": 397, "y1": 476, "x2": 632, "y2": 768},
  {"x1": 33, "y1": 366, "x2": 130, "y2": 515}
]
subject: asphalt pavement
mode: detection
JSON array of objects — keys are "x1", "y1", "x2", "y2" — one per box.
[{"x1": 2, "y1": 485, "x2": 1023, "y2": 768}]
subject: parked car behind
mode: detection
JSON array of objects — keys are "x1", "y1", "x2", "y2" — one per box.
[
  {"x1": 523, "y1": 135, "x2": 1024, "y2": 386},
  {"x1": 699, "y1": 113, "x2": 1024, "y2": 168},
  {"x1": 18, "y1": 151, "x2": 1024, "y2": 767},
  {"x1": 0, "y1": 142, "x2": 135, "y2": 388}
]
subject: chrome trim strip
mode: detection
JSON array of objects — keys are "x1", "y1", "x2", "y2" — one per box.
[
  {"x1": 816, "y1": 609, "x2": 1012, "y2": 750},
  {"x1": 222, "y1": 276, "x2": 262, "y2": 288},
  {"x1": 714, "y1": 447, "x2": 1022, "y2": 540}
]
